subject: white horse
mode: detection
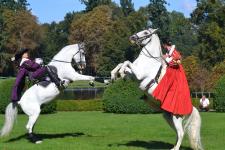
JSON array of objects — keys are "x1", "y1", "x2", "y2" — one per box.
[
  {"x1": 111, "y1": 28, "x2": 203, "y2": 150},
  {"x1": 0, "y1": 44, "x2": 95, "y2": 143}
]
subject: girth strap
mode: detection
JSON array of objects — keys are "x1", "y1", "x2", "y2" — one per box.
[{"x1": 145, "y1": 65, "x2": 162, "y2": 90}]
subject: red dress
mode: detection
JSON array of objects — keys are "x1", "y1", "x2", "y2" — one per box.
[{"x1": 152, "y1": 46, "x2": 193, "y2": 115}]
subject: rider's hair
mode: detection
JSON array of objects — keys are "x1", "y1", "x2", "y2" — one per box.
[{"x1": 162, "y1": 38, "x2": 172, "y2": 46}]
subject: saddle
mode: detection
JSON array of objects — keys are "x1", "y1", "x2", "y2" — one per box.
[{"x1": 29, "y1": 66, "x2": 64, "y2": 89}]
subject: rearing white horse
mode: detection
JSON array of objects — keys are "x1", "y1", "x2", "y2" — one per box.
[
  {"x1": 0, "y1": 44, "x2": 95, "y2": 143},
  {"x1": 111, "y1": 28, "x2": 203, "y2": 150}
]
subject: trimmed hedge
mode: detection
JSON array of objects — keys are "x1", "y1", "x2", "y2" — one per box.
[
  {"x1": 0, "y1": 78, "x2": 56, "y2": 114},
  {"x1": 56, "y1": 99, "x2": 103, "y2": 111},
  {"x1": 213, "y1": 75, "x2": 225, "y2": 112},
  {"x1": 103, "y1": 78, "x2": 155, "y2": 114}
]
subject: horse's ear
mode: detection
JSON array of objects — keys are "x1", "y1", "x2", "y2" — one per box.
[{"x1": 151, "y1": 28, "x2": 159, "y2": 34}]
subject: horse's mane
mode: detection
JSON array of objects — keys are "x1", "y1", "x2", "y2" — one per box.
[{"x1": 52, "y1": 44, "x2": 77, "y2": 61}]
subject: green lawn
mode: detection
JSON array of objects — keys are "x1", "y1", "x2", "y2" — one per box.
[{"x1": 0, "y1": 112, "x2": 224, "y2": 150}]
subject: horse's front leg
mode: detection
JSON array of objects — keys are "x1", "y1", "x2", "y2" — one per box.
[
  {"x1": 119, "y1": 61, "x2": 144, "y2": 80},
  {"x1": 111, "y1": 63, "x2": 123, "y2": 81},
  {"x1": 71, "y1": 72, "x2": 95, "y2": 81},
  {"x1": 67, "y1": 71, "x2": 108, "y2": 86},
  {"x1": 119, "y1": 61, "x2": 131, "y2": 78},
  {"x1": 171, "y1": 115, "x2": 184, "y2": 150}
]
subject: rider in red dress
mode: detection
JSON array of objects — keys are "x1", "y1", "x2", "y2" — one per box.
[{"x1": 152, "y1": 40, "x2": 193, "y2": 115}]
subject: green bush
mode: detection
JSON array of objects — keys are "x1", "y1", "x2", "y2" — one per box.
[
  {"x1": 103, "y1": 78, "x2": 155, "y2": 114},
  {"x1": 213, "y1": 75, "x2": 225, "y2": 112},
  {"x1": 0, "y1": 78, "x2": 56, "y2": 114},
  {"x1": 56, "y1": 99, "x2": 103, "y2": 111}
]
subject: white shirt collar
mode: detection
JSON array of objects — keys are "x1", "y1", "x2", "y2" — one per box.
[
  {"x1": 20, "y1": 58, "x2": 29, "y2": 66},
  {"x1": 169, "y1": 45, "x2": 175, "y2": 56}
]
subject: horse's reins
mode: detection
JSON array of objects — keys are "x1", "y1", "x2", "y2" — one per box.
[
  {"x1": 134, "y1": 31, "x2": 163, "y2": 62},
  {"x1": 134, "y1": 30, "x2": 165, "y2": 89}
]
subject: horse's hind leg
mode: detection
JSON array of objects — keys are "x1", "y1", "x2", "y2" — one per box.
[
  {"x1": 26, "y1": 111, "x2": 40, "y2": 134},
  {"x1": 163, "y1": 112, "x2": 175, "y2": 131},
  {"x1": 22, "y1": 104, "x2": 42, "y2": 144},
  {"x1": 171, "y1": 115, "x2": 184, "y2": 150}
]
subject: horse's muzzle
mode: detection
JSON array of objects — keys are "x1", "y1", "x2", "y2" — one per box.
[
  {"x1": 77, "y1": 62, "x2": 86, "y2": 70},
  {"x1": 129, "y1": 35, "x2": 137, "y2": 44}
]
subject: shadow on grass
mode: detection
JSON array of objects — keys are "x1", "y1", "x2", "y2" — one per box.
[
  {"x1": 110, "y1": 140, "x2": 192, "y2": 150},
  {"x1": 6, "y1": 132, "x2": 87, "y2": 143}
]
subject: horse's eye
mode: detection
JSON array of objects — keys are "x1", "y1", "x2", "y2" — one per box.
[{"x1": 144, "y1": 31, "x2": 149, "y2": 35}]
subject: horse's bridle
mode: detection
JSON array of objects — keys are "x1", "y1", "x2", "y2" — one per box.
[
  {"x1": 132, "y1": 29, "x2": 163, "y2": 61},
  {"x1": 134, "y1": 30, "x2": 165, "y2": 89}
]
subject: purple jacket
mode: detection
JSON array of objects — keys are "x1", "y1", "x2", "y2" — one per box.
[{"x1": 11, "y1": 59, "x2": 46, "y2": 102}]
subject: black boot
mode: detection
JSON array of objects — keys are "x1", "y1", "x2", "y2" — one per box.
[{"x1": 46, "y1": 66, "x2": 64, "y2": 88}]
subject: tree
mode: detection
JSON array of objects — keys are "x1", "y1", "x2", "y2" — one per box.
[
  {"x1": 40, "y1": 12, "x2": 81, "y2": 62},
  {"x1": 191, "y1": 0, "x2": 225, "y2": 67},
  {"x1": 120, "y1": 0, "x2": 134, "y2": 16},
  {"x1": 0, "y1": 52, "x2": 14, "y2": 76},
  {"x1": 123, "y1": 9, "x2": 148, "y2": 61},
  {"x1": 1, "y1": 9, "x2": 42, "y2": 53},
  {"x1": 0, "y1": 0, "x2": 29, "y2": 10},
  {"x1": 182, "y1": 55, "x2": 210, "y2": 92},
  {"x1": 69, "y1": 5, "x2": 141, "y2": 76},
  {"x1": 69, "y1": 6, "x2": 115, "y2": 75},
  {"x1": 97, "y1": 19, "x2": 130, "y2": 76},
  {"x1": 0, "y1": 9, "x2": 42, "y2": 76},
  {"x1": 147, "y1": 0, "x2": 170, "y2": 39},
  {"x1": 40, "y1": 22, "x2": 68, "y2": 62},
  {"x1": 168, "y1": 11, "x2": 198, "y2": 57},
  {"x1": 80, "y1": 0, "x2": 112, "y2": 11},
  {"x1": 207, "y1": 60, "x2": 225, "y2": 90}
]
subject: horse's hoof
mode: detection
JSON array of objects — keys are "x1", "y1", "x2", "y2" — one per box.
[
  {"x1": 89, "y1": 81, "x2": 95, "y2": 87},
  {"x1": 28, "y1": 133, "x2": 42, "y2": 144},
  {"x1": 120, "y1": 73, "x2": 125, "y2": 79},
  {"x1": 35, "y1": 140, "x2": 42, "y2": 144}
]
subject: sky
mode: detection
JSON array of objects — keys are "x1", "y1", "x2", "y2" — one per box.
[{"x1": 27, "y1": 0, "x2": 197, "y2": 24}]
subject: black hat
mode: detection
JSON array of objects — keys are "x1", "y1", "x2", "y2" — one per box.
[
  {"x1": 162, "y1": 38, "x2": 172, "y2": 46},
  {"x1": 11, "y1": 48, "x2": 29, "y2": 61}
]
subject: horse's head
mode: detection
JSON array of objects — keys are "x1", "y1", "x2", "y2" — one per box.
[
  {"x1": 73, "y1": 43, "x2": 86, "y2": 70},
  {"x1": 129, "y1": 28, "x2": 158, "y2": 46}
]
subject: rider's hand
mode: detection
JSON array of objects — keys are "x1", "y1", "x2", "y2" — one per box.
[{"x1": 35, "y1": 58, "x2": 43, "y2": 65}]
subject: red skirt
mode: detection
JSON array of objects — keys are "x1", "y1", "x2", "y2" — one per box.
[{"x1": 152, "y1": 65, "x2": 193, "y2": 115}]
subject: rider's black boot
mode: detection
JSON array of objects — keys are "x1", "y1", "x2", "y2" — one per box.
[{"x1": 46, "y1": 66, "x2": 64, "y2": 88}]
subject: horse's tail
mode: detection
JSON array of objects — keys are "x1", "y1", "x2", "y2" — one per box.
[
  {"x1": 0, "y1": 102, "x2": 18, "y2": 137},
  {"x1": 184, "y1": 107, "x2": 203, "y2": 150}
]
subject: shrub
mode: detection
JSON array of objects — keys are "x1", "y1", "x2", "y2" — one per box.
[
  {"x1": 56, "y1": 99, "x2": 103, "y2": 111},
  {"x1": 0, "y1": 78, "x2": 56, "y2": 114},
  {"x1": 103, "y1": 78, "x2": 155, "y2": 114},
  {"x1": 213, "y1": 75, "x2": 225, "y2": 112}
]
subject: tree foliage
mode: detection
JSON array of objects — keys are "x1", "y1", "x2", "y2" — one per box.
[
  {"x1": 182, "y1": 55, "x2": 210, "y2": 92},
  {"x1": 147, "y1": 0, "x2": 169, "y2": 39},
  {"x1": 120, "y1": 0, "x2": 134, "y2": 16},
  {"x1": 80, "y1": 0, "x2": 112, "y2": 11},
  {"x1": 69, "y1": 6, "x2": 114, "y2": 75},
  {"x1": 69, "y1": 5, "x2": 147, "y2": 76},
  {"x1": 0, "y1": 0, "x2": 29, "y2": 10},
  {"x1": 0, "y1": 5, "x2": 42, "y2": 75},
  {"x1": 207, "y1": 60, "x2": 225, "y2": 90},
  {"x1": 1, "y1": 9, "x2": 42, "y2": 52},
  {"x1": 168, "y1": 11, "x2": 198, "y2": 57},
  {"x1": 191, "y1": 0, "x2": 225, "y2": 67}
]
